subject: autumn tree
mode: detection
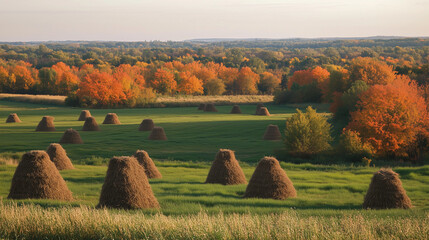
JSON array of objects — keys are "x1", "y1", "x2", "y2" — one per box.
[
  {"x1": 203, "y1": 78, "x2": 225, "y2": 95},
  {"x1": 258, "y1": 72, "x2": 280, "y2": 94},
  {"x1": 234, "y1": 67, "x2": 259, "y2": 94},
  {"x1": 349, "y1": 57, "x2": 396, "y2": 85},
  {"x1": 177, "y1": 71, "x2": 203, "y2": 95},
  {"x1": 152, "y1": 68, "x2": 177, "y2": 94}
]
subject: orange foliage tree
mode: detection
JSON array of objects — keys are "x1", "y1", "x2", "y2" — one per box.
[
  {"x1": 152, "y1": 68, "x2": 177, "y2": 94},
  {"x1": 258, "y1": 72, "x2": 280, "y2": 94},
  {"x1": 349, "y1": 57, "x2": 396, "y2": 85},
  {"x1": 177, "y1": 71, "x2": 203, "y2": 95},
  {"x1": 51, "y1": 62, "x2": 79, "y2": 94},
  {"x1": 234, "y1": 67, "x2": 260, "y2": 94}
]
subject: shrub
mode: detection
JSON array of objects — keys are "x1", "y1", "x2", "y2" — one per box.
[
  {"x1": 204, "y1": 78, "x2": 226, "y2": 95},
  {"x1": 337, "y1": 130, "x2": 374, "y2": 162}
]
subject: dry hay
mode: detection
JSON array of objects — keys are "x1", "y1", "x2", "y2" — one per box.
[
  {"x1": 46, "y1": 143, "x2": 74, "y2": 170},
  {"x1": 198, "y1": 103, "x2": 206, "y2": 110},
  {"x1": 59, "y1": 129, "x2": 83, "y2": 144},
  {"x1": 97, "y1": 156, "x2": 159, "y2": 209},
  {"x1": 82, "y1": 117, "x2": 101, "y2": 131},
  {"x1": 8, "y1": 150, "x2": 73, "y2": 201},
  {"x1": 148, "y1": 127, "x2": 168, "y2": 140},
  {"x1": 102, "y1": 113, "x2": 121, "y2": 124},
  {"x1": 255, "y1": 103, "x2": 265, "y2": 115},
  {"x1": 35, "y1": 116, "x2": 56, "y2": 131},
  {"x1": 6, "y1": 113, "x2": 21, "y2": 123},
  {"x1": 134, "y1": 150, "x2": 162, "y2": 179},
  {"x1": 139, "y1": 119, "x2": 155, "y2": 131},
  {"x1": 256, "y1": 107, "x2": 270, "y2": 116},
  {"x1": 230, "y1": 105, "x2": 242, "y2": 114},
  {"x1": 363, "y1": 168, "x2": 412, "y2": 209},
  {"x1": 205, "y1": 149, "x2": 247, "y2": 185},
  {"x1": 78, "y1": 110, "x2": 91, "y2": 121},
  {"x1": 204, "y1": 103, "x2": 218, "y2": 112},
  {"x1": 244, "y1": 156, "x2": 296, "y2": 200},
  {"x1": 263, "y1": 124, "x2": 282, "y2": 140}
]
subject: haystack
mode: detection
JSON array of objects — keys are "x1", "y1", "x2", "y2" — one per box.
[
  {"x1": 46, "y1": 143, "x2": 74, "y2": 170},
  {"x1": 6, "y1": 113, "x2": 22, "y2": 123},
  {"x1": 263, "y1": 124, "x2": 282, "y2": 140},
  {"x1": 255, "y1": 103, "x2": 265, "y2": 115},
  {"x1": 82, "y1": 117, "x2": 100, "y2": 131},
  {"x1": 78, "y1": 110, "x2": 91, "y2": 121},
  {"x1": 205, "y1": 149, "x2": 247, "y2": 185},
  {"x1": 8, "y1": 150, "x2": 73, "y2": 201},
  {"x1": 204, "y1": 103, "x2": 218, "y2": 112},
  {"x1": 97, "y1": 156, "x2": 159, "y2": 209},
  {"x1": 139, "y1": 119, "x2": 155, "y2": 131},
  {"x1": 134, "y1": 150, "x2": 162, "y2": 178},
  {"x1": 148, "y1": 127, "x2": 167, "y2": 140},
  {"x1": 59, "y1": 129, "x2": 83, "y2": 144},
  {"x1": 102, "y1": 113, "x2": 121, "y2": 124},
  {"x1": 256, "y1": 107, "x2": 270, "y2": 116},
  {"x1": 363, "y1": 169, "x2": 412, "y2": 209},
  {"x1": 35, "y1": 116, "x2": 56, "y2": 131},
  {"x1": 230, "y1": 105, "x2": 242, "y2": 114},
  {"x1": 198, "y1": 103, "x2": 206, "y2": 110},
  {"x1": 244, "y1": 157, "x2": 296, "y2": 200}
]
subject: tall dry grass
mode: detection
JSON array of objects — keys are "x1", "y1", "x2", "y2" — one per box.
[
  {"x1": 156, "y1": 95, "x2": 274, "y2": 107},
  {"x1": 0, "y1": 202, "x2": 427, "y2": 239},
  {"x1": 0, "y1": 93, "x2": 66, "y2": 105}
]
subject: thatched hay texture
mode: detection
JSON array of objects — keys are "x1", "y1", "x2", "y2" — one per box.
[
  {"x1": 46, "y1": 143, "x2": 74, "y2": 170},
  {"x1": 204, "y1": 103, "x2": 218, "y2": 112},
  {"x1": 230, "y1": 105, "x2": 242, "y2": 114},
  {"x1": 244, "y1": 157, "x2": 296, "y2": 200},
  {"x1": 8, "y1": 150, "x2": 73, "y2": 201},
  {"x1": 97, "y1": 156, "x2": 159, "y2": 209},
  {"x1": 139, "y1": 119, "x2": 155, "y2": 131},
  {"x1": 78, "y1": 110, "x2": 91, "y2": 121},
  {"x1": 255, "y1": 103, "x2": 265, "y2": 115},
  {"x1": 134, "y1": 150, "x2": 162, "y2": 179},
  {"x1": 6, "y1": 113, "x2": 21, "y2": 123},
  {"x1": 198, "y1": 103, "x2": 206, "y2": 110},
  {"x1": 148, "y1": 127, "x2": 167, "y2": 140},
  {"x1": 102, "y1": 113, "x2": 121, "y2": 124},
  {"x1": 35, "y1": 116, "x2": 56, "y2": 131},
  {"x1": 205, "y1": 149, "x2": 247, "y2": 185},
  {"x1": 363, "y1": 169, "x2": 412, "y2": 209},
  {"x1": 256, "y1": 107, "x2": 270, "y2": 116},
  {"x1": 82, "y1": 117, "x2": 100, "y2": 131},
  {"x1": 59, "y1": 129, "x2": 83, "y2": 144},
  {"x1": 263, "y1": 124, "x2": 282, "y2": 140}
]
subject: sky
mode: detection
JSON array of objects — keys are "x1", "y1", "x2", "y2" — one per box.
[{"x1": 0, "y1": 0, "x2": 428, "y2": 41}]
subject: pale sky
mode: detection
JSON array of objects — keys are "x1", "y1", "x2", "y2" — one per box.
[{"x1": 0, "y1": 0, "x2": 428, "y2": 41}]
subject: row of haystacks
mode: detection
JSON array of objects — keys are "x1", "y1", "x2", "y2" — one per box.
[{"x1": 198, "y1": 103, "x2": 271, "y2": 116}]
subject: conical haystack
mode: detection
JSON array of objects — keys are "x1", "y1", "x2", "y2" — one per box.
[
  {"x1": 8, "y1": 150, "x2": 73, "y2": 201},
  {"x1": 59, "y1": 129, "x2": 83, "y2": 144},
  {"x1": 6, "y1": 113, "x2": 22, "y2": 123},
  {"x1": 244, "y1": 157, "x2": 296, "y2": 199},
  {"x1": 102, "y1": 113, "x2": 121, "y2": 124},
  {"x1": 139, "y1": 119, "x2": 155, "y2": 131},
  {"x1": 46, "y1": 143, "x2": 74, "y2": 170},
  {"x1": 204, "y1": 103, "x2": 218, "y2": 112},
  {"x1": 148, "y1": 127, "x2": 167, "y2": 140},
  {"x1": 198, "y1": 103, "x2": 206, "y2": 110},
  {"x1": 255, "y1": 103, "x2": 265, "y2": 115},
  {"x1": 263, "y1": 124, "x2": 282, "y2": 140},
  {"x1": 134, "y1": 150, "x2": 162, "y2": 178},
  {"x1": 97, "y1": 156, "x2": 159, "y2": 209},
  {"x1": 35, "y1": 116, "x2": 56, "y2": 131},
  {"x1": 205, "y1": 149, "x2": 247, "y2": 185},
  {"x1": 82, "y1": 117, "x2": 100, "y2": 131},
  {"x1": 256, "y1": 107, "x2": 270, "y2": 116},
  {"x1": 78, "y1": 110, "x2": 91, "y2": 121},
  {"x1": 230, "y1": 105, "x2": 242, "y2": 114},
  {"x1": 363, "y1": 169, "x2": 412, "y2": 209}
]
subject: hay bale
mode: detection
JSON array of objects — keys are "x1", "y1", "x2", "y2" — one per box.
[
  {"x1": 6, "y1": 113, "x2": 21, "y2": 123},
  {"x1": 8, "y1": 150, "x2": 73, "y2": 201},
  {"x1": 134, "y1": 150, "x2": 162, "y2": 178},
  {"x1": 244, "y1": 157, "x2": 296, "y2": 200},
  {"x1": 139, "y1": 119, "x2": 155, "y2": 131},
  {"x1": 59, "y1": 129, "x2": 83, "y2": 144},
  {"x1": 35, "y1": 116, "x2": 56, "y2": 131},
  {"x1": 205, "y1": 149, "x2": 247, "y2": 185},
  {"x1": 97, "y1": 156, "x2": 159, "y2": 209},
  {"x1": 198, "y1": 103, "x2": 206, "y2": 110},
  {"x1": 46, "y1": 143, "x2": 74, "y2": 170},
  {"x1": 230, "y1": 105, "x2": 242, "y2": 114},
  {"x1": 255, "y1": 103, "x2": 265, "y2": 115},
  {"x1": 102, "y1": 113, "x2": 121, "y2": 124},
  {"x1": 363, "y1": 169, "x2": 412, "y2": 209},
  {"x1": 204, "y1": 103, "x2": 218, "y2": 112},
  {"x1": 256, "y1": 107, "x2": 270, "y2": 116},
  {"x1": 263, "y1": 124, "x2": 282, "y2": 140},
  {"x1": 148, "y1": 127, "x2": 167, "y2": 140},
  {"x1": 82, "y1": 117, "x2": 100, "y2": 131},
  {"x1": 78, "y1": 110, "x2": 91, "y2": 121}
]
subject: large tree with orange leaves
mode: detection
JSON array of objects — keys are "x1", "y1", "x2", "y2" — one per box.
[
  {"x1": 152, "y1": 68, "x2": 177, "y2": 94},
  {"x1": 349, "y1": 57, "x2": 396, "y2": 85},
  {"x1": 234, "y1": 67, "x2": 260, "y2": 94},
  {"x1": 177, "y1": 71, "x2": 203, "y2": 95}
]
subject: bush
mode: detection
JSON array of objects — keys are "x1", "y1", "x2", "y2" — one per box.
[
  {"x1": 284, "y1": 106, "x2": 332, "y2": 156},
  {"x1": 337, "y1": 130, "x2": 374, "y2": 162},
  {"x1": 204, "y1": 78, "x2": 226, "y2": 95}
]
